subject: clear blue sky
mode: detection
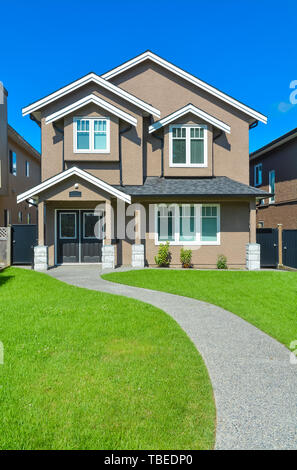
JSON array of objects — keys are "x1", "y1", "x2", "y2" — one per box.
[{"x1": 1, "y1": 0, "x2": 297, "y2": 153}]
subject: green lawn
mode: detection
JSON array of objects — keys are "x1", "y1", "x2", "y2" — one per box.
[
  {"x1": 103, "y1": 269, "x2": 297, "y2": 348},
  {"x1": 0, "y1": 267, "x2": 215, "y2": 450}
]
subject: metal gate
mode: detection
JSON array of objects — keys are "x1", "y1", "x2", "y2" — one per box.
[
  {"x1": 282, "y1": 230, "x2": 297, "y2": 269},
  {"x1": 256, "y1": 228, "x2": 278, "y2": 267},
  {"x1": 12, "y1": 224, "x2": 38, "y2": 265}
]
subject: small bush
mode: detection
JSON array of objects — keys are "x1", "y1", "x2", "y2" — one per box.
[
  {"x1": 180, "y1": 248, "x2": 192, "y2": 268},
  {"x1": 217, "y1": 254, "x2": 228, "y2": 270},
  {"x1": 154, "y1": 242, "x2": 171, "y2": 267}
]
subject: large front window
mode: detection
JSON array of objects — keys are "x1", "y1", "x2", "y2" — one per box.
[
  {"x1": 74, "y1": 117, "x2": 110, "y2": 153},
  {"x1": 170, "y1": 125, "x2": 207, "y2": 167},
  {"x1": 156, "y1": 204, "x2": 219, "y2": 245}
]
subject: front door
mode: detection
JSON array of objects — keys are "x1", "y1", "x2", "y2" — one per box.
[{"x1": 57, "y1": 210, "x2": 103, "y2": 264}]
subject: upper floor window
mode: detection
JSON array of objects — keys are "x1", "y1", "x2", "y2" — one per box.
[
  {"x1": 25, "y1": 160, "x2": 30, "y2": 177},
  {"x1": 74, "y1": 117, "x2": 110, "y2": 153},
  {"x1": 170, "y1": 125, "x2": 207, "y2": 168},
  {"x1": 254, "y1": 163, "x2": 262, "y2": 186},
  {"x1": 269, "y1": 170, "x2": 275, "y2": 204},
  {"x1": 9, "y1": 150, "x2": 17, "y2": 175}
]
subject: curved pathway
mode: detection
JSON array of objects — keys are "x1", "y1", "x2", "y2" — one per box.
[{"x1": 48, "y1": 266, "x2": 297, "y2": 450}]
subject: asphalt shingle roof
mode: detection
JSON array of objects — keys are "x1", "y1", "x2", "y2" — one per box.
[{"x1": 115, "y1": 176, "x2": 270, "y2": 197}]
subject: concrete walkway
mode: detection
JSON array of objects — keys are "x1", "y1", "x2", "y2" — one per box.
[{"x1": 47, "y1": 265, "x2": 297, "y2": 450}]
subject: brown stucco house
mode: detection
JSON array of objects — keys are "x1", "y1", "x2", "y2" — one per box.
[
  {"x1": 0, "y1": 83, "x2": 40, "y2": 226},
  {"x1": 250, "y1": 127, "x2": 297, "y2": 229},
  {"x1": 17, "y1": 51, "x2": 269, "y2": 270}
]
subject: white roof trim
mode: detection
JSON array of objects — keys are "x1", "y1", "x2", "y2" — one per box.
[
  {"x1": 17, "y1": 166, "x2": 131, "y2": 204},
  {"x1": 102, "y1": 51, "x2": 267, "y2": 124},
  {"x1": 45, "y1": 94, "x2": 137, "y2": 126},
  {"x1": 22, "y1": 72, "x2": 160, "y2": 118},
  {"x1": 148, "y1": 104, "x2": 231, "y2": 134}
]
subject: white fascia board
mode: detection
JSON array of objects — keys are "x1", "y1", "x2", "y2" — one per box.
[
  {"x1": 17, "y1": 166, "x2": 131, "y2": 204},
  {"x1": 45, "y1": 94, "x2": 137, "y2": 127},
  {"x1": 22, "y1": 72, "x2": 160, "y2": 118},
  {"x1": 102, "y1": 51, "x2": 267, "y2": 124},
  {"x1": 148, "y1": 104, "x2": 231, "y2": 134}
]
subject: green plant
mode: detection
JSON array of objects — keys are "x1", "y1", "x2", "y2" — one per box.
[
  {"x1": 217, "y1": 254, "x2": 228, "y2": 270},
  {"x1": 154, "y1": 241, "x2": 171, "y2": 267},
  {"x1": 180, "y1": 248, "x2": 192, "y2": 268}
]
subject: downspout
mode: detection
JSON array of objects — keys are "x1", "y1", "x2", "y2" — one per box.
[
  {"x1": 119, "y1": 124, "x2": 132, "y2": 186},
  {"x1": 150, "y1": 116, "x2": 164, "y2": 178},
  {"x1": 153, "y1": 133, "x2": 164, "y2": 178},
  {"x1": 212, "y1": 129, "x2": 223, "y2": 178},
  {"x1": 53, "y1": 122, "x2": 65, "y2": 171}
]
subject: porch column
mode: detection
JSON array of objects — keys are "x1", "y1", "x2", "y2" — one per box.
[
  {"x1": 249, "y1": 199, "x2": 256, "y2": 243},
  {"x1": 102, "y1": 199, "x2": 115, "y2": 269},
  {"x1": 246, "y1": 199, "x2": 260, "y2": 270},
  {"x1": 132, "y1": 208, "x2": 145, "y2": 268},
  {"x1": 34, "y1": 200, "x2": 48, "y2": 271}
]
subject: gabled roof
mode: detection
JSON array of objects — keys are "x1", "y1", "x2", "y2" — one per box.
[
  {"x1": 22, "y1": 72, "x2": 160, "y2": 119},
  {"x1": 45, "y1": 94, "x2": 137, "y2": 126},
  {"x1": 17, "y1": 166, "x2": 131, "y2": 204},
  {"x1": 115, "y1": 176, "x2": 271, "y2": 198},
  {"x1": 250, "y1": 126, "x2": 297, "y2": 160},
  {"x1": 8, "y1": 124, "x2": 40, "y2": 160},
  {"x1": 102, "y1": 51, "x2": 267, "y2": 125},
  {"x1": 148, "y1": 104, "x2": 231, "y2": 134}
]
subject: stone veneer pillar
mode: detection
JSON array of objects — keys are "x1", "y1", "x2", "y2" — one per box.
[
  {"x1": 102, "y1": 244, "x2": 115, "y2": 269},
  {"x1": 246, "y1": 243, "x2": 260, "y2": 270},
  {"x1": 34, "y1": 245, "x2": 48, "y2": 271}
]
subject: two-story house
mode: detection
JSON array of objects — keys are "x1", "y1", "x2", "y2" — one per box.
[
  {"x1": 17, "y1": 51, "x2": 268, "y2": 270},
  {"x1": 250, "y1": 127, "x2": 297, "y2": 229},
  {"x1": 0, "y1": 82, "x2": 41, "y2": 226}
]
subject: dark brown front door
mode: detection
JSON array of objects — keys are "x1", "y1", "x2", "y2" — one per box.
[{"x1": 57, "y1": 210, "x2": 103, "y2": 264}]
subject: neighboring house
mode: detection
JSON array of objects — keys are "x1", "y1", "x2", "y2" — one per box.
[
  {"x1": 0, "y1": 83, "x2": 41, "y2": 226},
  {"x1": 250, "y1": 127, "x2": 297, "y2": 229},
  {"x1": 17, "y1": 51, "x2": 269, "y2": 270}
]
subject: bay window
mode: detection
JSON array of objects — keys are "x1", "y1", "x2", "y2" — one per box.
[
  {"x1": 156, "y1": 204, "x2": 219, "y2": 245},
  {"x1": 170, "y1": 125, "x2": 207, "y2": 167},
  {"x1": 74, "y1": 117, "x2": 110, "y2": 153}
]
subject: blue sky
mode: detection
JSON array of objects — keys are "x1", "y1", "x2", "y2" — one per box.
[{"x1": 1, "y1": 0, "x2": 297, "y2": 153}]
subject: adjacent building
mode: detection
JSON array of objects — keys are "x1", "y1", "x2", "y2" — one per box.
[
  {"x1": 250, "y1": 127, "x2": 297, "y2": 229},
  {"x1": 0, "y1": 83, "x2": 41, "y2": 226}
]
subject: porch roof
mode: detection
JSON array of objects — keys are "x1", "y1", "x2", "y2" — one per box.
[
  {"x1": 116, "y1": 176, "x2": 271, "y2": 198},
  {"x1": 17, "y1": 167, "x2": 131, "y2": 204}
]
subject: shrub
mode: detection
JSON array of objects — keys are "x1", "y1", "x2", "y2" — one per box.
[
  {"x1": 180, "y1": 248, "x2": 192, "y2": 268},
  {"x1": 154, "y1": 242, "x2": 171, "y2": 267},
  {"x1": 217, "y1": 254, "x2": 228, "y2": 270}
]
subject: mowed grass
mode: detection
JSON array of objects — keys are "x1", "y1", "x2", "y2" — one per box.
[
  {"x1": 103, "y1": 270, "x2": 297, "y2": 348},
  {"x1": 0, "y1": 267, "x2": 215, "y2": 450}
]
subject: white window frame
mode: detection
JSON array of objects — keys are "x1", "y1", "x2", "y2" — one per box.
[
  {"x1": 169, "y1": 124, "x2": 207, "y2": 168},
  {"x1": 254, "y1": 163, "x2": 262, "y2": 186},
  {"x1": 154, "y1": 203, "x2": 220, "y2": 246},
  {"x1": 269, "y1": 169, "x2": 275, "y2": 204},
  {"x1": 59, "y1": 212, "x2": 77, "y2": 239},
  {"x1": 73, "y1": 117, "x2": 110, "y2": 154},
  {"x1": 25, "y1": 160, "x2": 30, "y2": 177}
]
